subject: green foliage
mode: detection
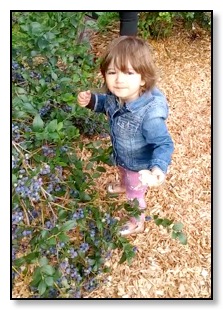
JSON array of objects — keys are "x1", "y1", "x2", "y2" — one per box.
[
  {"x1": 29, "y1": 257, "x2": 59, "y2": 296},
  {"x1": 179, "y1": 11, "x2": 211, "y2": 30},
  {"x1": 12, "y1": 11, "x2": 106, "y2": 139},
  {"x1": 92, "y1": 12, "x2": 119, "y2": 33},
  {"x1": 153, "y1": 215, "x2": 187, "y2": 245},
  {"x1": 138, "y1": 11, "x2": 211, "y2": 39}
]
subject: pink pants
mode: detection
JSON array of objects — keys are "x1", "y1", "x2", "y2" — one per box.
[{"x1": 118, "y1": 166, "x2": 148, "y2": 210}]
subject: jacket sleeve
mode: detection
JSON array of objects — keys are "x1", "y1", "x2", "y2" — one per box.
[
  {"x1": 142, "y1": 116, "x2": 174, "y2": 173},
  {"x1": 86, "y1": 93, "x2": 107, "y2": 114}
]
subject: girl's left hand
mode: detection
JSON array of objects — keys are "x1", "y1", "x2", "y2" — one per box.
[{"x1": 139, "y1": 167, "x2": 165, "y2": 187}]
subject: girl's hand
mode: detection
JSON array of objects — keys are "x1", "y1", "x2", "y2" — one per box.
[
  {"x1": 77, "y1": 90, "x2": 91, "y2": 107},
  {"x1": 139, "y1": 167, "x2": 165, "y2": 187}
]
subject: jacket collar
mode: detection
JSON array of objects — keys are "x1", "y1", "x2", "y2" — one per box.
[{"x1": 123, "y1": 91, "x2": 153, "y2": 112}]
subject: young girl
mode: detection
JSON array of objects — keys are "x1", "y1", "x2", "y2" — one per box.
[{"x1": 77, "y1": 36, "x2": 174, "y2": 236}]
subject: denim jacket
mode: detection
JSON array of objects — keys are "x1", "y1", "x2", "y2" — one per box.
[{"x1": 87, "y1": 87, "x2": 174, "y2": 173}]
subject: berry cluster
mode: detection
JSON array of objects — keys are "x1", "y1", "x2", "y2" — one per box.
[
  {"x1": 39, "y1": 103, "x2": 52, "y2": 117},
  {"x1": 12, "y1": 124, "x2": 21, "y2": 142},
  {"x1": 12, "y1": 154, "x2": 19, "y2": 169},
  {"x1": 12, "y1": 122, "x2": 32, "y2": 143},
  {"x1": 14, "y1": 174, "x2": 43, "y2": 202},
  {"x1": 12, "y1": 60, "x2": 43, "y2": 85},
  {"x1": 12, "y1": 61, "x2": 25, "y2": 84},
  {"x1": 42, "y1": 145, "x2": 56, "y2": 157},
  {"x1": 39, "y1": 100, "x2": 72, "y2": 118}
]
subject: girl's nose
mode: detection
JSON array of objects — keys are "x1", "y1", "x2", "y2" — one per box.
[{"x1": 116, "y1": 72, "x2": 125, "y2": 83}]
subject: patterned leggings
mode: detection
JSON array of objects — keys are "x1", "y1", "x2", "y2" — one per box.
[{"x1": 118, "y1": 166, "x2": 148, "y2": 210}]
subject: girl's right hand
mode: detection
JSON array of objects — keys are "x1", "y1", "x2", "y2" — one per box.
[
  {"x1": 139, "y1": 167, "x2": 165, "y2": 187},
  {"x1": 77, "y1": 90, "x2": 91, "y2": 107}
]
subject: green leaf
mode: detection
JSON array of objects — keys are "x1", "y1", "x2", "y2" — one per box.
[
  {"x1": 86, "y1": 162, "x2": 94, "y2": 170},
  {"x1": 12, "y1": 110, "x2": 28, "y2": 119},
  {"x1": 177, "y1": 232, "x2": 187, "y2": 245},
  {"x1": 57, "y1": 161, "x2": 67, "y2": 167},
  {"x1": 61, "y1": 93, "x2": 74, "y2": 102},
  {"x1": 33, "y1": 114, "x2": 44, "y2": 131},
  {"x1": 47, "y1": 237, "x2": 57, "y2": 245},
  {"x1": 96, "y1": 219, "x2": 103, "y2": 232},
  {"x1": 96, "y1": 166, "x2": 106, "y2": 172},
  {"x1": 61, "y1": 220, "x2": 76, "y2": 232},
  {"x1": 41, "y1": 230, "x2": 49, "y2": 239},
  {"x1": 72, "y1": 74, "x2": 80, "y2": 83},
  {"x1": 79, "y1": 192, "x2": 91, "y2": 202},
  {"x1": 17, "y1": 87, "x2": 26, "y2": 94},
  {"x1": 41, "y1": 265, "x2": 55, "y2": 276},
  {"x1": 93, "y1": 141, "x2": 102, "y2": 148},
  {"x1": 31, "y1": 22, "x2": 43, "y2": 35},
  {"x1": 57, "y1": 122, "x2": 63, "y2": 131},
  {"x1": 172, "y1": 222, "x2": 183, "y2": 232},
  {"x1": 161, "y1": 218, "x2": 173, "y2": 227},
  {"x1": 30, "y1": 267, "x2": 42, "y2": 286},
  {"x1": 45, "y1": 31, "x2": 56, "y2": 41},
  {"x1": 51, "y1": 227, "x2": 59, "y2": 235},
  {"x1": 46, "y1": 119, "x2": 57, "y2": 132},
  {"x1": 23, "y1": 102, "x2": 37, "y2": 114},
  {"x1": 171, "y1": 231, "x2": 178, "y2": 239},
  {"x1": 87, "y1": 259, "x2": 95, "y2": 266},
  {"x1": 49, "y1": 56, "x2": 58, "y2": 66},
  {"x1": 39, "y1": 257, "x2": 48, "y2": 266},
  {"x1": 124, "y1": 204, "x2": 134, "y2": 212},
  {"x1": 61, "y1": 277, "x2": 70, "y2": 288},
  {"x1": 65, "y1": 125, "x2": 79, "y2": 140},
  {"x1": 12, "y1": 174, "x2": 17, "y2": 184},
  {"x1": 119, "y1": 252, "x2": 127, "y2": 264},
  {"x1": 13, "y1": 257, "x2": 26, "y2": 267},
  {"x1": 154, "y1": 218, "x2": 163, "y2": 226},
  {"x1": 126, "y1": 251, "x2": 136, "y2": 265},
  {"x1": 20, "y1": 24, "x2": 29, "y2": 32},
  {"x1": 58, "y1": 210, "x2": 68, "y2": 220},
  {"x1": 92, "y1": 172, "x2": 101, "y2": 178},
  {"x1": 132, "y1": 199, "x2": 140, "y2": 208},
  {"x1": 45, "y1": 276, "x2": 54, "y2": 287},
  {"x1": 35, "y1": 131, "x2": 45, "y2": 140},
  {"x1": 38, "y1": 280, "x2": 47, "y2": 296},
  {"x1": 37, "y1": 37, "x2": 48, "y2": 49},
  {"x1": 51, "y1": 72, "x2": 58, "y2": 81},
  {"x1": 47, "y1": 132, "x2": 60, "y2": 141},
  {"x1": 24, "y1": 252, "x2": 38, "y2": 263},
  {"x1": 60, "y1": 77, "x2": 72, "y2": 83},
  {"x1": 58, "y1": 233, "x2": 70, "y2": 243},
  {"x1": 31, "y1": 50, "x2": 38, "y2": 57},
  {"x1": 107, "y1": 242, "x2": 117, "y2": 250}
]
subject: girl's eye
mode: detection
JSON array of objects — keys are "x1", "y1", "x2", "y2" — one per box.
[
  {"x1": 127, "y1": 71, "x2": 134, "y2": 75},
  {"x1": 107, "y1": 71, "x2": 116, "y2": 75}
]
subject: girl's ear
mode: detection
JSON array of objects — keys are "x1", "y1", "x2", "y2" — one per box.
[{"x1": 140, "y1": 80, "x2": 146, "y2": 87}]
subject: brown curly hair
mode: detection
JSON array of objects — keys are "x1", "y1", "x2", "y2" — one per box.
[{"x1": 100, "y1": 36, "x2": 157, "y2": 92}]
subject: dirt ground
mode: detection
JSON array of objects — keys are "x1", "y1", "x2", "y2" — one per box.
[{"x1": 84, "y1": 24, "x2": 211, "y2": 298}]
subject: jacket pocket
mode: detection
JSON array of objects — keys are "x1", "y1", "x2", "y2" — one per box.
[{"x1": 116, "y1": 118, "x2": 139, "y2": 136}]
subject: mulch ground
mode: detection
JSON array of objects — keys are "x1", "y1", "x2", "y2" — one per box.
[{"x1": 12, "y1": 22, "x2": 211, "y2": 299}]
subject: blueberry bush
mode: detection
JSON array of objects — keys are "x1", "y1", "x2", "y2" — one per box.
[
  {"x1": 139, "y1": 11, "x2": 211, "y2": 39},
  {"x1": 12, "y1": 12, "x2": 187, "y2": 298},
  {"x1": 94, "y1": 11, "x2": 211, "y2": 39}
]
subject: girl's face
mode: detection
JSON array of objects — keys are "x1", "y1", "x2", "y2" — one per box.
[{"x1": 105, "y1": 61, "x2": 145, "y2": 103}]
